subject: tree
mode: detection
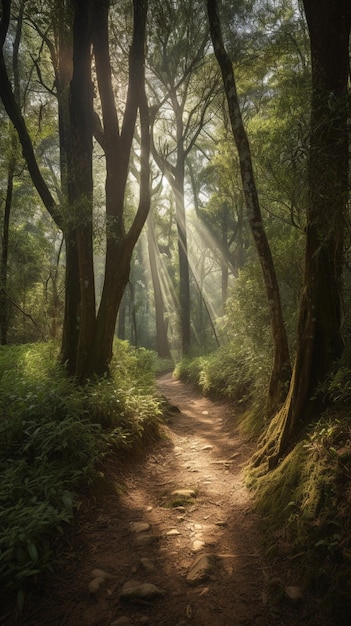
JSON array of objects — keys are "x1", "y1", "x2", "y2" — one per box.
[
  {"x1": 207, "y1": 0, "x2": 291, "y2": 412},
  {"x1": 91, "y1": 0, "x2": 150, "y2": 376},
  {"x1": 146, "y1": 209, "x2": 171, "y2": 358},
  {"x1": 0, "y1": 129, "x2": 16, "y2": 344},
  {"x1": 193, "y1": 120, "x2": 249, "y2": 313},
  {"x1": 0, "y1": 0, "x2": 150, "y2": 379},
  {"x1": 0, "y1": 0, "x2": 43, "y2": 344},
  {"x1": 254, "y1": 0, "x2": 351, "y2": 468},
  {"x1": 148, "y1": 0, "x2": 217, "y2": 356}
]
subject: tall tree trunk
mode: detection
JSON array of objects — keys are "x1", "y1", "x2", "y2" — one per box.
[
  {"x1": 67, "y1": 0, "x2": 96, "y2": 380},
  {"x1": 254, "y1": 0, "x2": 351, "y2": 469},
  {"x1": 146, "y1": 212, "x2": 171, "y2": 358},
  {"x1": 207, "y1": 0, "x2": 291, "y2": 412},
  {"x1": 0, "y1": 0, "x2": 150, "y2": 380},
  {"x1": 174, "y1": 162, "x2": 191, "y2": 355},
  {"x1": 0, "y1": 147, "x2": 15, "y2": 344},
  {"x1": 54, "y1": 0, "x2": 82, "y2": 370},
  {"x1": 220, "y1": 209, "x2": 229, "y2": 314},
  {"x1": 91, "y1": 0, "x2": 150, "y2": 375},
  {"x1": 0, "y1": 0, "x2": 22, "y2": 345},
  {"x1": 151, "y1": 140, "x2": 191, "y2": 356},
  {"x1": 60, "y1": 231, "x2": 81, "y2": 373}
]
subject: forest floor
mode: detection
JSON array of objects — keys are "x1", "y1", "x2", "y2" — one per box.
[{"x1": 6, "y1": 373, "x2": 336, "y2": 626}]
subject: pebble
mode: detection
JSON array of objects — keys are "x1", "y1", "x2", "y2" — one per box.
[
  {"x1": 192, "y1": 540, "x2": 205, "y2": 552},
  {"x1": 130, "y1": 522, "x2": 151, "y2": 534},
  {"x1": 140, "y1": 557, "x2": 156, "y2": 572},
  {"x1": 186, "y1": 554, "x2": 216, "y2": 586},
  {"x1": 134, "y1": 533, "x2": 158, "y2": 546},
  {"x1": 88, "y1": 576, "x2": 105, "y2": 594},
  {"x1": 171, "y1": 488, "x2": 196, "y2": 499},
  {"x1": 121, "y1": 580, "x2": 165, "y2": 601},
  {"x1": 90, "y1": 568, "x2": 114, "y2": 580},
  {"x1": 285, "y1": 585, "x2": 303, "y2": 603}
]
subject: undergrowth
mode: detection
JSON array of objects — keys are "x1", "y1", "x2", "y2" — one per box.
[
  {"x1": 249, "y1": 407, "x2": 351, "y2": 623},
  {"x1": 175, "y1": 342, "x2": 269, "y2": 409},
  {"x1": 0, "y1": 341, "x2": 162, "y2": 612}
]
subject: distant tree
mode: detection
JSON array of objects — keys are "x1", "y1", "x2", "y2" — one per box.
[
  {"x1": 148, "y1": 0, "x2": 217, "y2": 356},
  {"x1": 193, "y1": 120, "x2": 249, "y2": 312},
  {"x1": 146, "y1": 209, "x2": 171, "y2": 358}
]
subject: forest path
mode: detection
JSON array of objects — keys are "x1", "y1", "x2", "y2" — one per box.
[{"x1": 20, "y1": 373, "x2": 332, "y2": 626}]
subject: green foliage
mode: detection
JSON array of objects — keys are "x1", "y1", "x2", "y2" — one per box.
[
  {"x1": 0, "y1": 341, "x2": 161, "y2": 608},
  {"x1": 174, "y1": 356, "x2": 205, "y2": 386},
  {"x1": 323, "y1": 360, "x2": 351, "y2": 406},
  {"x1": 251, "y1": 411, "x2": 351, "y2": 621},
  {"x1": 175, "y1": 339, "x2": 269, "y2": 410}
]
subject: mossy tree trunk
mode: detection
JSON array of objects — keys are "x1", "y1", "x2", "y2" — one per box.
[{"x1": 254, "y1": 0, "x2": 351, "y2": 469}]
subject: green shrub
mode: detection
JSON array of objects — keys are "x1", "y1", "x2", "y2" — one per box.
[
  {"x1": 174, "y1": 356, "x2": 205, "y2": 385},
  {"x1": 0, "y1": 341, "x2": 162, "y2": 609},
  {"x1": 175, "y1": 342, "x2": 270, "y2": 408}
]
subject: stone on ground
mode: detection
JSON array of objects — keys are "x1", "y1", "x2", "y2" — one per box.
[
  {"x1": 88, "y1": 576, "x2": 106, "y2": 594},
  {"x1": 134, "y1": 533, "x2": 159, "y2": 546},
  {"x1": 121, "y1": 580, "x2": 165, "y2": 601},
  {"x1": 130, "y1": 521, "x2": 151, "y2": 534},
  {"x1": 186, "y1": 554, "x2": 217, "y2": 586},
  {"x1": 140, "y1": 557, "x2": 156, "y2": 572}
]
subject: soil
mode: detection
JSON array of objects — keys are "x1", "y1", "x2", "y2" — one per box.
[{"x1": 4, "y1": 373, "x2": 336, "y2": 626}]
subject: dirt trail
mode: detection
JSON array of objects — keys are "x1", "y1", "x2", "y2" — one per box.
[{"x1": 15, "y1": 374, "x2": 333, "y2": 626}]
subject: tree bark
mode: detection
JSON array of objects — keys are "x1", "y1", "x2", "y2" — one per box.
[
  {"x1": 254, "y1": 0, "x2": 351, "y2": 469},
  {"x1": 67, "y1": 0, "x2": 96, "y2": 380},
  {"x1": 91, "y1": 0, "x2": 150, "y2": 375},
  {"x1": 0, "y1": 147, "x2": 15, "y2": 344},
  {"x1": 207, "y1": 0, "x2": 291, "y2": 412},
  {"x1": 0, "y1": 0, "x2": 61, "y2": 228},
  {"x1": 0, "y1": 0, "x2": 150, "y2": 380},
  {"x1": 175, "y1": 161, "x2": 191, "y2": 355},
  {"x1": 54, "y1": 0, "x2": 81, "y2": 370},
  {"x1": 146, "y1": 211, "x2": 172, "y2": 358}
]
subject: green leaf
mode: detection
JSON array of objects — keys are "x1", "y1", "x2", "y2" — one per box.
[
  {"x1": 27, "y1": 542, "x2": 38, "y2": 563},
  {"x1": 17, "y1": 589, "x2": 24, "y2": 612}
]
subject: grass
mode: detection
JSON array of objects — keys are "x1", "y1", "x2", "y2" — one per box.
[{"x1": 0, "y1": 341, "x2": 162, "y2": 611}]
